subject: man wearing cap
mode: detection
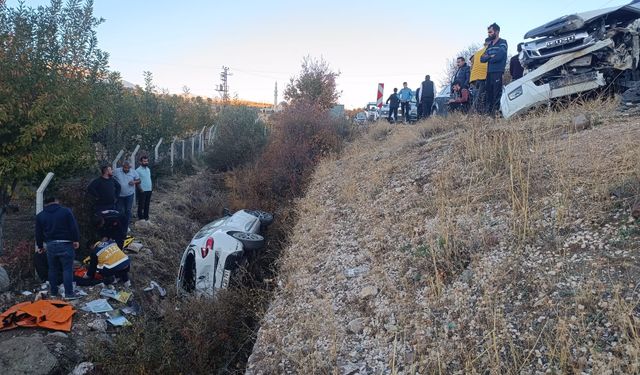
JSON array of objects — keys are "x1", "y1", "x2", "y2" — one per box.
[{"x1": 35, "y1": 197, "x2": 80, "y2": 300}]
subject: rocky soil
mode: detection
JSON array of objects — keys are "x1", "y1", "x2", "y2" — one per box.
[{"x1": 247, "y1": 106, "x2": 640, "y2": 374}]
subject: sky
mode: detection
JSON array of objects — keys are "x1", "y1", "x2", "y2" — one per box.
[{"x1": 6, "y1": 0, "x2": 633, "y2": 108}]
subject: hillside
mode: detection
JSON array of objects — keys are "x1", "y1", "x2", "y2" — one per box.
[{"x1": 246, "y1": 102, "x2": 640, "y2": 374}]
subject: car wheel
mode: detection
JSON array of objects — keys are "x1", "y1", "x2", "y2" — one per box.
[
  {"x1": 231, "y1": 231, "x2": 265, "y2": 250},
  {"x1": 179, "y1": 251, "x2": 196, "y2": 293},
  {"x1": 247, "y1": 210, "x2": 274, "y2": 226}
]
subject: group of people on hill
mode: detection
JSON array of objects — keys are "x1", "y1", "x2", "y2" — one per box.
[
  {"x1": 386, "y1": 22, "x2": 520, "y2": 121},
  {"x1": 34, "y1": 155, "x2": 154, "y2": 300}
]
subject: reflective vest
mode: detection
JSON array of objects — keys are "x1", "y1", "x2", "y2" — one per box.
[
  {"x1": 95, "y1": 241, "x2": 128, "y2": 270},
  {"x1": 470, "y1": 47, "x2": 488, "y2": 83}
]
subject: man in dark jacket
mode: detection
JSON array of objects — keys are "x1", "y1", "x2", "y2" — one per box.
[
  {"x1": 420, "y1": 75, "x2": 435, "y2": 118},
  {"x1": 510, "y1": 43, "x2": 524, "y2": 81},
  {"x1": 386, "y1": 88, "x2": 400, "y2": 123},
  {"x1": 453, "y1": 57, "x2": 471, "y2": 89},
  {"x1": 87, "y1": 164, "x2": 121, "y2": 213},
  {"x1": 35, "y1": 197, "x2": 80, "y2": 300},
  {"x1": 481, "y1": 23, "x2": 508, "y2": 116},
  {"x1": 415, "y1": 86, "x2": 423, "y2": 119}
]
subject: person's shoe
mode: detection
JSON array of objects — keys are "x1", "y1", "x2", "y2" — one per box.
[{"x1": 64, "y1": 294, "x2": 81, "y2": 301}]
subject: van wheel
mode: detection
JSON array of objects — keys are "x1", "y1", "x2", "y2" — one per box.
[
  {"x1": 247, "y1": 210, "x2": 274, "y2": 226},
  {"x1": 231, "y1": 232, "x2": 264, "y2": 250}
]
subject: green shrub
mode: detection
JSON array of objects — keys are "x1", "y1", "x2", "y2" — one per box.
[{"x1": 205, "y1": 106, "x2": 267, "y2": 171}]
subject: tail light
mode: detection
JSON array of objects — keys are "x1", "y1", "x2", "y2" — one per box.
[{"x1": 201, "y1": 237, "x2": 214, "y2": 258}]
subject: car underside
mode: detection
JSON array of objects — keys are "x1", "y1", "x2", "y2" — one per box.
[{"x1": 501, "y1": 1, "x2": 640, "y2": 119}]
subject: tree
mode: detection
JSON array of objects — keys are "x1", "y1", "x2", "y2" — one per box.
[
  {"x1": 0, "y1": 0, "x2": 108, "y2": 254},
  {"x1": 284, "y1": 56, "x2": 341, "y2": 110},
  {"x1": 441, "y1": 43, "x2": 483, "y2": 88}
]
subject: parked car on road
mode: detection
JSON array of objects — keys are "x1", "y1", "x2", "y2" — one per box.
[
  {"x1": 176, "y1": 209, "x2": 273, "y2": 297},
  {"x1": 501, "y1": 1, "x2": 640, "y2": 118},
  {"x1": 353, "y1": 111, "x2": 367, "y2": 124},
  {"x1": 431, "y1": 86, "x2": 451, "y2": 117},
  {"x1": 366, "y1": 107, "x2": 380, "y2": 121}
]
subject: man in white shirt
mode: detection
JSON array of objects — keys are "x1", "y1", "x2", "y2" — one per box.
[
  {"x1": 135, "y1": 156, "x2": 153, "y2": 221},
  {"x1": 113, "y1": 161, "x2": 140, "y2": 232}
]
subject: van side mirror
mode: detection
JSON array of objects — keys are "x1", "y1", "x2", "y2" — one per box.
[{"x1": 222, "y1": 208, "x2": 231, "y2": 216}]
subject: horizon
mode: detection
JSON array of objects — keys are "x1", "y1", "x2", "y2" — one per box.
[{"x1": 6, "y1": 0, "x2": 632, "y2": 108}]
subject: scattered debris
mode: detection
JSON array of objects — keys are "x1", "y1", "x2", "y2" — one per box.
[
  {"x1": 125, "y1": 241, "x2": 144, "y2": 253},
  {"x1": 0, "y1": 300, "x2": 75, "y2": 332},
  {"x1": 87, "y1": 318, "x2": 107, "y2": 332},
  {"x1": 70, "y1": 362, "x2": 95, "y2": 375},
  {"x1": 143, "y1": 281, "x2": 166, "y2": 298},
  {"x1": 100, "y1": 288, "x2": 132, "y2": 303},
  {"x1": 343, "y1": 265, "x2": 369, "y2": 278},
  {"x1": 81, "y1": 299, "x2": 113, "y2": 314},
  {"x1": 106, "y1": 310, "x2": 131, "y2": 327}
]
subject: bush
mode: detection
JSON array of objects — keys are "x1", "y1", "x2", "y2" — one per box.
[{"x1": 205, "y1": 106, "x2": 267, "y2": 171}]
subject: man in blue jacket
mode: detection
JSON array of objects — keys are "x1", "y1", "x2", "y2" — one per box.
[
  {"x1": 35, "y1": 196, "x2": 80, "y2": 300},
  {"x1": 481, "y1": 23, "x2": 508, "y2": 116},
  {"x1": 398, "y1": 82, "x2": 413, "y2": 123}
]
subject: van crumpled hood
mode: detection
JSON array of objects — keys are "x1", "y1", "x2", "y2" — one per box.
[{"x1": 524, "y1": 2, "x2": 640, "y2": 39}]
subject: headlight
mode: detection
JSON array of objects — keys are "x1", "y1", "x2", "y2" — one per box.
[{"x1": 508, "y1": 86, "x2": 523, "y2": 101}]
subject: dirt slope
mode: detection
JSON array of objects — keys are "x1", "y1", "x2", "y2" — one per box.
[{"x1": 246, "y1": 103, "x2": 640, "y2": 374}]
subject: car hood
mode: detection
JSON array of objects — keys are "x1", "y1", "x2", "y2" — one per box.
[{"x1": 524, "y1": 2, "x2": 640, "y2": 39}]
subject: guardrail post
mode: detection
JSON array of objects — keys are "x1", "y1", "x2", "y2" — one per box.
[
  {"x1": 36, "y1": 172, "x2": 55, "y2": 215},
  {"x1": 191, "y1": 135, "x2": 195, "y2": 158},
  {"x1": 130, "y1": 144, "x2": 140, "y2": 167},
  {"x1": 199, "y1": 126, "x2": 206, "y2": 153},
  {"x1": 170, "y1": 138, "x2": 176, "y2": 170},
  {"x1": 208, "y1": 125, "x2": 215, "y2": 145},
  {"x1": 154, "y1": 138, "x2": 163, "y2": 164},
  {"x1": 112, "y1": 150, "x2": 124, "y2": 170}
]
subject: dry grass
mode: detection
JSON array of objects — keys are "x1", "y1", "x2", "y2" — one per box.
[{"x1": 247, "y1": 98, "x2": 640, "y2": 374}]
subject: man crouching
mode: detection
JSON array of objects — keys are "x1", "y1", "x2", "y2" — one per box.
[{"x1": 85, "y1": 240, "x2": 131, "y2": 286}]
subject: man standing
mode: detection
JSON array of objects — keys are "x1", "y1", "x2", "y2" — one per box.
[
  {"x1": 420, "y1": 75, "x2": 435, "y2": 118},
  {"x1": 415, "y1": 86, "x2": 422, "y2": 119},
  {"x1": 87, "y1": 165, "x2": 120, "y2": 213},
  {"x1": 481, "y1": 23, "x2": 508, "y2": 116},
  {"x1": 470, "y1": 38, "x2": 491, "y2": 113},
  {"x1": 386, "y1": 88, "x2": 400, "y2": 123},
  {"x1": 453, "y1": 57, "x2": 471, "y2": 89},
  {"x1": 510, "y1": 43, "x2": 524, "y2": 81},
  {"x1": 35, "y1": 197, "x2": 80, "y2": 300},
  {"x1": 113, "y1": 161, "x2": 139, "y2": 232},
  {"x1": 398, "y1": 82, "x2": 413, "y2": 123},
  {"x1": 136, "y1": 156, "x2": 153, "y2": 221}
]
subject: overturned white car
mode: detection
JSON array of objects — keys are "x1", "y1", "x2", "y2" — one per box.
[
  {"x1": 501, "y1": 1, "x2": 640, "y2": 118},
  {"x1": 176, "y1": 209, "x2": 273, "y2": 297}
]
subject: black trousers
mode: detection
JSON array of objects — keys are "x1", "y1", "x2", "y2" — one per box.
[
  {"x1": 471, "y1": 80, "x2": 486, "y2": 113},
  {"x1": 388, "y1": 106, "x2": 399, "y2": 122},
  {"x1": 485, "y1": 72, "x2": 503, "y2": 116},
  {"x1": 421, "y1": 98, "x2": 433, "y2": 118},
  {"x1": 400, "y1": 102, "x2": 410, "y2": 121},
  {"x1": 137, "y1": 190, "x2": 152, "y2": 220}
]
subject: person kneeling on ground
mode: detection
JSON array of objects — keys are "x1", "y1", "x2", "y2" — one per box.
[
  {"x1": 448, "y1": 81, "x2": 470, "y2": 113},
  {"x1": 93, "y1": 209, "x2": 127, "y2": 250},
  {"x1": 85, "y1": 240, "x2": 131, "y2": 286}
]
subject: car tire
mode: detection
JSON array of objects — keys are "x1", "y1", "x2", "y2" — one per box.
[
  {"x1": 231, "y1": 231, "x2": 265, "y2": 250},
  {"x1": 247, "y1": 210, "x2": 274, "y2": 226}
]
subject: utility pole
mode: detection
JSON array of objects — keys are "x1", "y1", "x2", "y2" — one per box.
[
  {"x1": 274, "y1": 81, "x2": 278, "y2": 109},
  {"x1": 215, "y1": 66, "x2": 231, "y2": 102}
]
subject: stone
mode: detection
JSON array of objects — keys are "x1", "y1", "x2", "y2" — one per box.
[
  {"x1": 47, "y1": 331, "x2": 68, "y2": 339},
  {"x1": 87, "y1": 319, "x2": 107, "y2": 332},
  {"x1": 125, "y1": 241, "x2": 144, "y2": 253},
  {"x1": 347, "y1": 318, "x2": 365, "y2": 334},
  {"x1": 0, "y1": 266, "x2": 10, "y2": 292},
  {"x1": 70, "y1": 362, "x2": 94, "y2": 375},
  {"x1": 359, "y1": 286, "x2": 378, "y2": 299},
  {"x1": 0, "y1": 336, "x2": 58, "y2": 375},
  {"x1": 632, "y1": 202, "x2": 640, "y2": 219},
  {"x1": 571, "y1": 114, "x2": 591, "y2": 132}
]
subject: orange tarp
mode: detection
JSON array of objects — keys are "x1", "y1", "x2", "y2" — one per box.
[{"x1": 0, "y1": 299, "x2": 75, "y2": 332}]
